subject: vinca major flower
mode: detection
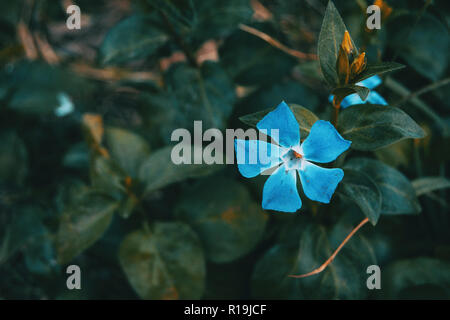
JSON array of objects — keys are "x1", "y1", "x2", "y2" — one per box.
[
  {"x1": 328, "y1": 75, "x2": 388, "y2": 108},
  {"x1": 235, "y1": 101, "x2": 351, "y2": 213}
]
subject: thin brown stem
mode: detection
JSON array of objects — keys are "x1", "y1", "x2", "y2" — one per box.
[
  {"x1": 238, "y1": 24, "x2": 318, "y2": 61},
  {"x1": 332, "y1": 96, "x2": 341, "y2": 127},
  {"x1": 289, "y1": 217, "x2": 370, "y2": 279}
]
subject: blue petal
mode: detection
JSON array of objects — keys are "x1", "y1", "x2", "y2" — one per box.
[
  {"x1": 262, "y1": 164, "x2": 301, "y2": 212},
  {"x1": 366, "y1": 91, "x2": 388, "y2": 105},
  {"x1": 257, "y1": 101, "x2": 300, "y2": 148},
  {"x1": 235, "y1": 139, "x2": 282, "y2": 178},
  {"x1": 357, "y1": 75, "x2": 382, "y2": 89},
  {"x1": 301, "y1": 120, "x2": 351, "y2": 163},
  {"x1": 341, "y1": 93, "x2": 365, "y2": 108},
  {"x1": 299, "y1": 161, "x2": 344, "y2": 203}
]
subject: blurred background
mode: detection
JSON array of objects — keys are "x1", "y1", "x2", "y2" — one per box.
[{"x1": 0, "y1": 0, "x2": 449, "y2": 299}]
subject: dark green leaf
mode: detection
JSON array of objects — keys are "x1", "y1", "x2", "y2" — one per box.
[
  {"x1": 338, "y1": 104, "x2": 426, "y2": 151},
  {"x1": 153, "y1": 0, "x2": 252, "y2": 47},
  {"x1": 176, "y1": 176, "x2": 267, "y2": 263},
  {"x1": 144, "y1": 62, "x2": 235, "y2": 141},
  {"x1": 6, "y1": 62, "x2": 93, "y2": 115},
  {"x1": 317, "y1": 1, "x2": 355, "y2": 86},
  {"x1": 338, "y1": 169, "x2": 382, "y2": 225},
  {"x1": 239, "y1": 103, "x2": 319, "y2": 138},
  {"x1": 118, "y1": 222, "x2": 205, "y2": 299},
  {"x1": 412, "y1": 177, "x2": 450, "y2": 196},
  {"x1": 99, "y1": 14, "x2": 168, "y2": 65},
  {"x1": 387, "y1": 13, "x2": 449, "y2": 81},
  {"x1": 346, "y1": 158, "x2": 420, "y2": 215},
  {"x1": 0, "y1": 131, "x2": 27, "y2": 185},
  {"x1": 0, "y1": 206, "x2": 54, "y2": 272},
  {"x1": 252, "y1": 222, "x2": 375, "y2": 299},
  {"x1": 56, "y1": 191, "x2": 119, "y2": 264},
  {"x1": 105, "y1": 127, "x2": 151, "y2": 178},
  {"x1": 353, "y1": 62, "x2": 405, "y2": 83},
  {"x1": 90, "y1": 156, "x2": 127, "y2": 198},
  {"x1": 380, "y1": 257, "x2": 450, "y2": 299},
  {"x1": 332, "y1": 85, "x2": 370, "y2": 101},
  {"x1": 139, "y1": 146, "x2": 222, "y2": 195}
]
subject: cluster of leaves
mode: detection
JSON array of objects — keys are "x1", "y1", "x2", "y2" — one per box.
[{"x1": 0, "y1": 0, "x2": 449, "y2": 299}]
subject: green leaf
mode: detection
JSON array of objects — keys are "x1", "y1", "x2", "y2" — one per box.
[
  {"x1": 219, "y1": 22, "x2": 297, "y2": 86},
  {"x1": 380, "y1": 257, "x2": 450, "y2": 299},
  {"x1": 152, "y1": 0, "x2": 252, "y2": 47},
  {"x1": 6, "y1": 62, "x2": 93, "y2": 115},
  {"x1": 412, "y1": 177, "x2": 450, "y2": 196},
  {"x1": 0, "y1": 131, "x2": 28, "y2": 185},
  {"x1": 144, "y1": 62, "x2": 235, "y2": 142},
  {"x1": 346, "y1": 158, "x2": 420, "y2": 215},
  {"x1": 387, "y1": 13, "x2": 449, "y2": 81},
  {"x1": 176, "y1": 175, "x2": 267, "y2": 263},
  {"x1": 99, "y1": 14, "x2": 168, "y2": 65},
  {"x1": 56, "y1": 191, "x2": 119, "y2": 264},
  {"x1": 353, "y1": 62, "x2": 405, "y2": 83},
  {"x1": 337, "y1": 169, "x2": 382, "y2": 225},
  {"x1": 0, "y1": 206, "x2": 54, "y2": 272},
  {"x1": 332, "y1": 85, "x2": 370, "y2": 101},
  {"x1": 251, "y1": 222, "x2": 375, "y2": 299},
  {"x1": 139, "y1": 146, "x2": 222, "y2": 196},
  {"x1": 118, "y1": 222, "x2": 205, "y2": 299},
  {"x1": 239, "y1": 103, "x2": 319, "y2": 138},
  {"x1": 338, "y1": 104, "x2": 426, "y2": 151},
  {"x1": 317, "y1": 1, "x2": 356, "y2": 86},
  {"x1": 105, "y1": 127, "x2": 151, "y2": 178},
  {"x1": 90, "y1": 156, "x2": 127, "y2": 197},
  {"x1": 189, "y1": 0, "x2": 253, "y2": 45}
]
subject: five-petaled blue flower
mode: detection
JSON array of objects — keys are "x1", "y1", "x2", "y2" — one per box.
[
  {"x1": 328, "y1": 75, "x2": 387, "y2": 108},
  {"x1": 235, "y1": 101, "x2": 351, "y2": 213}
]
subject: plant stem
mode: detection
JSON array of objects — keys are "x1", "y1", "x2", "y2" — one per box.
[
  {"x1": 289, "y1": 217, "x2": 369, "y2": 278},
  {"x1": 332, "y1": 96, "x2": 341, "y2": 127},
  {"x1": 238, "y1": 24, "x2": 318, "y2": 60}
]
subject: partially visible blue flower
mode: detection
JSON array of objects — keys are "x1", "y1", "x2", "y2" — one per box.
[
  {"x1": 328, "y1": 75, "x2": 387, "y2": 108},
  {"x1": 54, "y1": 92, "x2": 74, "y2": 117},
  {"x1": 235, "y1": 101, "x2": 351, "y2": 213}
]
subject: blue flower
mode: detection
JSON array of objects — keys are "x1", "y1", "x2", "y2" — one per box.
[
  {"x1": 235, "y1": 101, "x2": 351, "y2": 213},
  {"x1": 328, "y1": 75, "x2": 387, "y2": 108}
]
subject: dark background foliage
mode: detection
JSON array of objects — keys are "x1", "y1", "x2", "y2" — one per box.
[{"x1": 0, "y1": 0, "x2": 449, "y2": 299}]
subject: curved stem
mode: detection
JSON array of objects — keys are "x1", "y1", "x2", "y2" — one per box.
[
  {"x1": 238, "y1": 24, "x2": 318, "y2": 60},
  {"x1": 289, "y1": 217, "x2": 369, "y2": 279}
]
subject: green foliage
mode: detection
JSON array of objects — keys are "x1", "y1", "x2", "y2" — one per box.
[
  {"x1": 1, "y1": 0, "x2": 449, "y2": 300},
  {"x1": 176, "y1": 175, "x2": 267, "y2": 263},
  {"x1": 118, "y1": 223, "x2": 205, "y2": 300},
  {"x1": 105, "y1": 127, "x2": 151, "y2": 178},
  {"x1": 100, "y1": 14, "x2": 168, "y2": 65},
  {"x1": 220, "y1": 23, "x2": 297, "y2": 86},
  {"x1": 346, "y1": 158, "x2": 421, "y2": 215},
  {"x1": 56, "y1": 191, "x2": 119, "y2": 264},
  {"x1": 338, "y1": 169, "x2": 382, "y2": 225},
  {"x1": 252, "y1": 219, "x2": 376, "y2": 299},
  {"x1": 338, "y1": 104, "x2": 425, "y2": 150},
  {"x1": 387, "y1": 13, "x2": 449, "y2": 81},
  {"x1": 318, "y1": 1, "x2": 355, "y2": 87}
]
